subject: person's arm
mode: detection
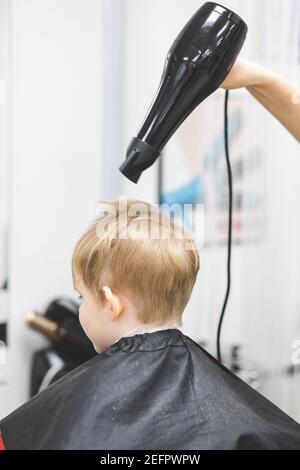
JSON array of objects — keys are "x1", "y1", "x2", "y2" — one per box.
[{"x1": 220, "y1": 57, "x2": 300, "y2": 143}]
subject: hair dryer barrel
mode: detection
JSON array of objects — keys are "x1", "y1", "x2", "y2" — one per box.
[{"x1": 119, "y1": 2, "x2": 248, "y2": 183}]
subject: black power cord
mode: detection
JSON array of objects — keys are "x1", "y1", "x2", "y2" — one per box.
[{"x1": 216, "y1": 89, "x2": 233, "y2": 363}]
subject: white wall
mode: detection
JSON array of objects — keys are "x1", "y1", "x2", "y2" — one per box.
[
  {"x1": 1, "y1": 0, "x2": 103, "y2": 417},
  {"x1": 0, "y1": 0, "x2": 9, "y2": 294}
]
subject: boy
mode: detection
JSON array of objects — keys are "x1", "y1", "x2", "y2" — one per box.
[{"x1": 1, "y1": 199, "x2": 300, "y2": 449}]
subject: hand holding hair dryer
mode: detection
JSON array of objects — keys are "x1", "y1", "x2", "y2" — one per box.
[{"x1": 119, "y1": 2, "x2": 247, "y2": 183}]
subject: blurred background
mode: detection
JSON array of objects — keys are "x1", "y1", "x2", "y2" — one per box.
[{"x1": 0, "y1": 0, "x2": 300, "y2": 422}]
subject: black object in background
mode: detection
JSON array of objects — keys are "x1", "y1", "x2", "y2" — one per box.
[
  {"x1": 0, "y1": 323, "x2": 6, "y2": 344},
  {"x1": 27, "y1": 298, "x2": 96, "y2": 396}
]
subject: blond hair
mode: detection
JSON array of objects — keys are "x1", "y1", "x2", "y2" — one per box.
[{"x1": 72, "y1": 199, "x2": 199, "y2": 325}]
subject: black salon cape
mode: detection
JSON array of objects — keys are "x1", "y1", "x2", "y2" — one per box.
[{"x1": 1, "y1": 329, "x2": 300, "y2": 450}]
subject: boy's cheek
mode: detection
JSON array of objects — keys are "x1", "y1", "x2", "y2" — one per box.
[
  {"x1": 78, "y1": 306, "x2": 83, "y2": 324},
  {"x1": 78, "y1": 307, "x2": 88, "y2": 333}
]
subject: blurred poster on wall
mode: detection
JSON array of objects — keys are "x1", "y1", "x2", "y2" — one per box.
[{"x1": 160, "y1": 92, "x2": 266, "y2": 246}]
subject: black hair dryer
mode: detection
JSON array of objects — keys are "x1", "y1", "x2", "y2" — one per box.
[{"x1": 119, "y1": 2, "x2": 248, "y2": 183}]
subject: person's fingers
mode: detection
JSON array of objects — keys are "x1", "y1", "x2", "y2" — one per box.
[
  {"x1": 220, "y1": 57, "x2": 247, "y2": 90},
  {"x1": 220, "y1": 58, "x2": 269, "y2": 90}
]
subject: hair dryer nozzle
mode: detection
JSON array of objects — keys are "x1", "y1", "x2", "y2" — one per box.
[{"x1": 119, "y1": 137, "x2": 161, "y2": 183}]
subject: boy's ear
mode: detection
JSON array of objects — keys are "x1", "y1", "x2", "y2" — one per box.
[{"x1": 101, "y1": 286, "x2": 123, "y2": 319}]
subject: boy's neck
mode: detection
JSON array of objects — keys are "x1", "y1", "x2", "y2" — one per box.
[{"x1": 112, "y1": 322, "x2": 180, "y2": 345}]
